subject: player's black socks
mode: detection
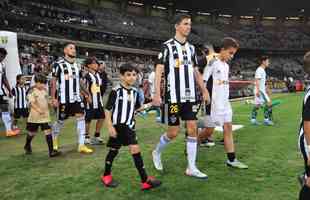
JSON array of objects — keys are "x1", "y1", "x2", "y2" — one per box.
[
  {"x1": 227, "y1": 152, "x2": 236, "y2": 162},
  {"x1": 104, "y1": 149, "x2": 119, "y2": 176},
  {"x1": 251, "y1": 107, "x2": 258, "y2": 119},
  {"x1": 45, "y1": 134, "x2": 54, "y2": 154},
  {"x1": 132, "y1": 152, "x2": 148, "y2": 183},
  {"x1": 95, "y1": 132, "x2": 100, "y2": 137},
  {"x1": 299, "y1": 185, "x2": 310, "y2": 200},
  {"x1": 25, "y1": 134, "x2": 34, "y2": 147}
]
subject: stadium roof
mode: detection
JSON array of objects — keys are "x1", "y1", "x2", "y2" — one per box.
[{"x1": 132, "y1": 0, "x2": 310, "y2": 17}]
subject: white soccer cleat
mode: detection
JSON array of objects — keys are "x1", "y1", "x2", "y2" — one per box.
[
  {"x1": 226, "y1": 159, "x2": 248, "y2": 169},
  {"x1": 84, "y1": 137, "x2": 91, "y2": 145},
  {"x1": 185, "y1": 167, "x2": 208, "y2": 179},
  {"x1": 152, "y1": 150, "x2": 163, "y2": 171}
]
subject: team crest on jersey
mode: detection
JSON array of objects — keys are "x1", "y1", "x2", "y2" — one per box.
[{"x1": 175, "y1": 59, "x2": 180, "y2": 68}]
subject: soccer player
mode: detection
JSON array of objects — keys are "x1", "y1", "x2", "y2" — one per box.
[
  {"x1": 0, "y1": 48, "x2": 17, "y2": 137},
  {"x1": 101, "y1": 63, "x2": 161, "y2": 190},
  {"x1": 298, "y1": 52, "x2": 310, "y2": 200},
  {"x1": 250, "y1": 56, "x2": 274, "y2": 126},
  {"x1": 82, "y1": 57, "x2": 104, "y2": 145},
  {"x1": 51, "y1": 43, "x2": 93, "y2": 153},
  {"x1": 12, "y1": 74, "x2": 29, "y2": 132},
  {"x1": 202, "y1": 37, "x2": 248, "y2": 169},
  {"x1": 151, "y1": 14, "x2": 210, "y2": 178},
  {"x1": 24, "y1": 74, "x2": 61, "y2": 157}
]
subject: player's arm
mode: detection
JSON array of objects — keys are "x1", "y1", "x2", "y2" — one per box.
[
  {"x1": 194, "y1": 67, "x2": 210, "y2": 105},
  {"x1": 254, "y1": 78, "x2": 260, "y2": 97},
  {"x1": 51, "y1": 62, "x2": 59, "y2": 107},
  {"x1": 153, "y1": 64, "x2": 164, "y2": 106},
  {"x1": 2, "y1": 72, "x2": 12, "y2": 97},
  {"x1": 135, "y1": 92, "x2": 151, "y2": 112},
  {"x1": 79, "y1": 74, "x2": 91, "y2": 103},
  {"x1": 105, "y1": 90, "x2": 117, "y2": 138}
]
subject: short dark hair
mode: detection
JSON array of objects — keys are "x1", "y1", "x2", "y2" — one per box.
[
  {"x1": 0, "y1": 48, "x2": 7, "y2": 56},
  {"x1": 174, "y1": 14, "x2": 191, "y2": 25},
  {"x1": 220, "y1": 37, "x2": 240, "y2": 50},
  {"x1": 119, "y1": 63, "x2": 137, "y2": 75},
  {"x1": 259, "y1": 55, "x2": 269, "y2": 64},
  {"x1": 64, "y1": 42, "x2": 76, "y2": 49},
  {"x1": 16, "y1": 74, "x2": 23, "y2": 82},
  {"x1": 34, "y1": 73, "x2": 47, "y2": 84},
  {"x1": 303, "y1": 51, "x2": 310, "y2": 74},
  {"x1": 84, "y1": 56, "x2": 99, "y2": 67}
]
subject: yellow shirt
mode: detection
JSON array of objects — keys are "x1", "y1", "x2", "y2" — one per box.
[{"x1": 27, "y1": 88, "x2": 50, "y2": 123}]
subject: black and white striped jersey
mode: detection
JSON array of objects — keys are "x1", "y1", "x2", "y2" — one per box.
[
  {"x1": 105, "y1": 84, "x2": 141, "y2": 128},
  {"x1": 52, "y1": 57, "x2": 82, "y2": 104},
  {"x1": 12, "y1": 85, "x2": 28, "y2": 109},
  {"x1": 157, "y1": 38, "x2": 198, "y2": 104},
  {"x1": 83, "y1": 71, "x2": 103, "y2": 110}
]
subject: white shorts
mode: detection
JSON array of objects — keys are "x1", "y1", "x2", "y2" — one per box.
[
  {"x1": 255, "y1": 91, "x2": 271, "y2": 105},
  {"x1": 201, "y1": 112, "x2": 232, "y2": 128}
]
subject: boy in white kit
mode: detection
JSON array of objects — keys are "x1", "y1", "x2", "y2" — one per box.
[
  {"x1": 203, "y1": 37, "x2": 248, "y2": 169},
  {"x1": 250, "y1": 56, "x2": 274, "y2": 126}
]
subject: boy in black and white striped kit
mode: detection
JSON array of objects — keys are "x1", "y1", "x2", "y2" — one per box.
[
  {"x1": 101, "y1": 63, "x2": 161, "y2": 190},
  {"x1": 12, "y1": 74, "x2": 29, "y2": 131},
  {"x1": 82, "y1": 57, "x2": 105, "y2": 145}
]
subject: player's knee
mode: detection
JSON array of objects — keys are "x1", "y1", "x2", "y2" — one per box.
[
  {"x1": 166, "y1": 129, "x2": 179, "y2": 139},
  {"x1": 129, "y1": 145, "x2": 140, "y2": 154}
]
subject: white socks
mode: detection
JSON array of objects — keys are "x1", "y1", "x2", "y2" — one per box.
[
  {"x1": 2, "y1": 112, "x2": 12, "y2": 131},
  {"x1": 52, "y1": 120, "x2": 64, "y2": 138},
  {"x1": 76, "y1": 116, "x2": 86, "y2": 145},
  {"x1": 186, "y1": 136, "x2": 198, "y2": 170},
  {"x1": 155, "y1": 133, "x2": 170, "y2": 154}
]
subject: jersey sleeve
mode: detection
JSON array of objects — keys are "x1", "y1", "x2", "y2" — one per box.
[
  {"x1": 105, "y1": 90, "x2": 117, "y2": 111},
  {"x1": 255, "y1": 68, "x2": 262, "y2": 79},
  {"x1": 155, "y1": 44, "x2": 169, "y2": 65},
  {"x1": 203, "y1": 64, "x2": 214, "y2": 82},
  {"x1": 303, "y1": 96, "x2": 310, "y2": 121},
  {"x1": 135, "y1": 92, "x2": 142, "y2": 110},
  {"x1": 52, "y1": 62, "x2": 60, "y2": 78}
]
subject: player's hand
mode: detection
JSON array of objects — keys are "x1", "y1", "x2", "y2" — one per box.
[
  {"x1": 108, "y1": 126, "x2": 117, "y2": 138},
  {"x1": 203, "y1": 89, "x2": 210, "y2": 105},
  {"x1": 85, "y1": 95, "x2": 92, "y2": 104},
  {"x1": 305, "y1": 176, "x2": 310, "y2": 187},
  {"x1": 152, "y1": 94, "x2": 162, "y2": 107},
  {"x1": 51, "y1": 98, "x2": 58, "y2": 108}
]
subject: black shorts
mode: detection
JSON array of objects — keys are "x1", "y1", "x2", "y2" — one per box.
[
  {"x1": 26, "y1": 122, "x2": 51, "y2": 132},
  {"x1": 58, "y1": 102, "x2": 84, "y2": 120},
  {"x1": 0, "y1": 95, "x2": 9, "y2": 112},
  {"x1": 161, "y1": 102, "x2": 198, "y2": 126},
  {"x1": 14, "y1": 108, "x2": 29, "y2": 119},
  {"x1": 85, "y1": 107, "x2": 105, "y2": 122},
  {"x1": 107, "y1": 124, "x2": 138, "y2": 149}
]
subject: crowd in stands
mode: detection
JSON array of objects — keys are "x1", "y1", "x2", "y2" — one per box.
[{"x1": 2, "y1": 0, "x2": 310, "y2": 51}]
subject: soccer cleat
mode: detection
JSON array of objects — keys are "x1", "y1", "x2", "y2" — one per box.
[
  {"x1": 141, "y1": 176, "x2": 162, "y2": 190},
  {"x1": 24, "y1": 144, "x2": 32, "y2": 155},
  {"x1": 101, "y1": 175, "x2": 119, "y2": 188},
  {"x1": 84, "y1": 137, "x2": 91, "y2": 145},
  {"x1": 49, "y1": 150, "x2": 61, "y2": 157},
  {"x1": 200, "y1": 139, "x2": 215, "y2": 147},
  {"x1": 6, "y1": 130, "x2": 19, "y2": 137},
  {"x1": 53, "y1": 137, "x2": 59, "y2": 150},
  {"x1": 264, "y1": 119, "x2": 274, "y2": 126},
  {"x1": 78, "y1": 145, "x2": 93, "y2": 154},
  {"x1": 155, "y1": 117, "x2": 161, "y2": 123},
  {"x1": 152, "y1": 150, "x2": 163, "y2": 171},
  {"x1": 12, "y1": 128, "x2": 21, "y2": 135},
  {"x1": 250, "y1": 119, "x2": 261, "y2": 125},
  {"x1": 185, "y1": 168, "x2": 208, "y2": 179},
  {"x1": 91, "y1": 137, "x2": 104, "y2": 145},
  {"x1": 226, "y1": 159, "x2": 248, "y2": 169}
]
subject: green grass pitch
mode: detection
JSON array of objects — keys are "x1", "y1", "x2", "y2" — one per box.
[{"x1": 0, "y1": 93, "x2": 305, "y2": 200}]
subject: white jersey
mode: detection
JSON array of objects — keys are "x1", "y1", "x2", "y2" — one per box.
[
  {"x1": 0, "y1": 62, "x2": 5, "y2": 96},
  {"x1": 148, "y1": 71, "x2": 155, "y2": 98},
  {"x1": 203, "y1": 58, "x2": 231, "y2": 116},
  {"x1": 255, "y1": 66, "x2": 266, "y2": 93}
]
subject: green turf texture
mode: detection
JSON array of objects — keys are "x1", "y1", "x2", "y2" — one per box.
[{"x1": 0, "y1": 93, "x2": 305, "y2": 200}]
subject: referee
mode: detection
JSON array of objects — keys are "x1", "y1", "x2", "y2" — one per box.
[{"x1": 151, "y1": 14, "x2": 210, "y2": 179}]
